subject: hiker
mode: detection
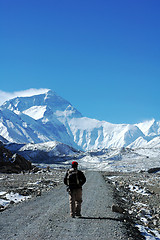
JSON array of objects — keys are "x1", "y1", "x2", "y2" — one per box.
[{"x1": 64, "y1": 161, "x2": 86, "y2": 218}]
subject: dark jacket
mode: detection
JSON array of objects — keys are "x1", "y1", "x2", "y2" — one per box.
[{"x1": 64, "y1": 168, "x2": 86, "y2": 190}]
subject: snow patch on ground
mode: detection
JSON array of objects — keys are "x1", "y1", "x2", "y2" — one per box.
[
  {"x1": 136, "y1": 224, "x2": 160, "y2": 240},
  {"x1": 0, "y1": 192, "x2": 31, "y2": 208},
  {"x1": 129, "y1": 185, "x2": 149, "y2": 196}
]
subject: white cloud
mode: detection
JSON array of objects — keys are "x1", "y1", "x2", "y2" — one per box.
[{"x1": 0, "y1": 88, "x2": 50, "y2": 106}]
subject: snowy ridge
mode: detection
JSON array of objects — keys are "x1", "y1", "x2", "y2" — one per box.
[
  {"x1": 14, "y1": 141, "x2": 80, "y2": 164},
  {"x1": 19, "y1": 141, "x2": 78, "y2": 156},
  {"x1": 0, "y1": 89, "x2": 160, "y2": 151}
]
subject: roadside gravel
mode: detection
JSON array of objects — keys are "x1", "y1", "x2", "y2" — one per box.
[
  {"x1": 103, "y1": 171, "x2": 160, "y2": 239},
  {"x1": 0, "y1": 170, "x2": 144, "y2": 240}
]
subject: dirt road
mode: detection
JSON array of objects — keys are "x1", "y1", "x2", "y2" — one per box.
[{"x1": 0, "y1": 171, "x2": 143, "y2": 240}]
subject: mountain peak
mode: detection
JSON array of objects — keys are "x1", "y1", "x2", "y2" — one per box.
[
  {"x1": 1, "y1": 89, "x2": 82, "y2": 121},
  {"x1": 136, "y1": 119, "x2": 158, "y2": 136}
]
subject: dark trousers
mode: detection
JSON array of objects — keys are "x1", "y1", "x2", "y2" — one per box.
[{"x1": 69, "y1": 188, "x2": 82, "y2": 217}]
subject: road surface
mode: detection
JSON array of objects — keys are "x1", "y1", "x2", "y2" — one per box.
[{"x1": 0, "y1": 171, "x2": 143, "y2": 240}]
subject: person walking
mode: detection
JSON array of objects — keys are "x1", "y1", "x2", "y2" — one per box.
[{"x1": 64, "y1": 161, "x2": 86, "y2": 218}]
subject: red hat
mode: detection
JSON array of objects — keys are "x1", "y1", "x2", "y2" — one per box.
[{"x1": 72, "y1": 161, "x2": 78, "y2": 166}]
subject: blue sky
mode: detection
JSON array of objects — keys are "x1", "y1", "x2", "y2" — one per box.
[{"x1": 1, "y1": 0, "x2": 160, "y2": 124}]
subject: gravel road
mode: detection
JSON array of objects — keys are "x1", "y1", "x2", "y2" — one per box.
[{"x1": 0, "y1": 171, "x2": 143, "y2": 240}]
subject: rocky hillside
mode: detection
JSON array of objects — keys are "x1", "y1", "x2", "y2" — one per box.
[{"x1": 0, "y1": 141, "x2": 33, "y2": 173}]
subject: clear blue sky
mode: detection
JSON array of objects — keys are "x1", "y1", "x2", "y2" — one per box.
[{"x1": 1, "y1": 0, "x2": 160, "y2": 124}]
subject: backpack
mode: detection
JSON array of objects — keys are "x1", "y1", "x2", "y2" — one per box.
[{"x1": 67, "y1": 168, "x2": 80, "y2": 187}]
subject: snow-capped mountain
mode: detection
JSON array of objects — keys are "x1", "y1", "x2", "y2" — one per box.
[
  {"x1": 0, "y1": 90, "x2": 81, "y2": 149},
  {"x1": 0, "y1": 89, "x2": 160, "y2": 151},
  {"x1": 15, "y1": 141, "x2": 80, "y2": 164}
]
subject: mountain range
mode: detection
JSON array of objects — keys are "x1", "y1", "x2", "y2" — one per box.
[{"x1": 0, "y1": 89, "x2": 160, "y2": 151}]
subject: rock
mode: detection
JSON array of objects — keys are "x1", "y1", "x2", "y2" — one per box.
[
  {"x1": 46, "y1": 166, "x2": 51, "y2": 172},
  {"x1": 153, "y1": 219, "x2": 158, "y2": 226},
  {"x1": 36, "y1": 190, "x2": 41, "y2": 196},
  {"x1": 31, "y1": 166, "x2": 40, "y2": 173},
  {"x1": 148, "y1": 167, "x2": 160, "y2": 173},
  {"x1": 138, "y1": 209, "x2": 148, "y2": 216},
  {"x1": 111, "y1": 204, "x2": 125, "y2": 214},
  {"x1": 0, "y1": 205, "x2": 5, "y2": 212}
]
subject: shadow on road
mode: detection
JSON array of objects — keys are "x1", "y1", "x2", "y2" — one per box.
[{"x1": 80, "y1": 216, "x2": 124, "y2": 222}]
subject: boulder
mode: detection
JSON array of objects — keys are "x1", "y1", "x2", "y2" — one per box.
[{"x1": 111, "y1": 204, "x2": 125, "y2": 214}]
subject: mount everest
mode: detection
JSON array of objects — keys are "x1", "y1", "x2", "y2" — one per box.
[{"x1": 0, "y1": 89, "x2": 160, "y2": 151}]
